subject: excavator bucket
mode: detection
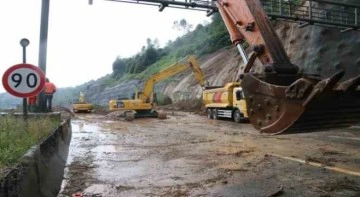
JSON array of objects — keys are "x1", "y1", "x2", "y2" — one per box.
[{"x1": 241, "y1": 71, "x2": 360, "y2": 135}]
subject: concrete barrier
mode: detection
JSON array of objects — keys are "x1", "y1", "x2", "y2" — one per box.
[{"x1": 0, "y1": 117, "x2": 72, "y2": 197}]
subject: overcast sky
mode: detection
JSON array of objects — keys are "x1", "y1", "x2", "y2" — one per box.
[{"x1": 0, "y1": 0, "x2": 211, "y2": 93}]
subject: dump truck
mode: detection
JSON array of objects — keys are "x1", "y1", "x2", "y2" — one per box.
[
  {"x1": 203, "y1": 82, "x2": 248, "y2": 123},
  {"x1": 72, "y1": 92, "x2": 94, "y2": 113},
  {"x1": 109, "y1": 55, "x2": 206, "y2": 120}
]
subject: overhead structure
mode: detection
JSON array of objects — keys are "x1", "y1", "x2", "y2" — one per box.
[
  {"x1": 261, "y1": 0, "x2": 360, "y2": 32},
  {"x1": 103, "y1": 0, "x2": 360, "y2": 31}
]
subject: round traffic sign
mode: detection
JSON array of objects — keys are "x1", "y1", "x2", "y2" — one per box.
[{"x1": 2, "y1": 63, "x2": 46, "y2": 98}]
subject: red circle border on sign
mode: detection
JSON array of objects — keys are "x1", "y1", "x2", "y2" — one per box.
[{"x1": 2, "y1": 63, "x2": 46, "y2": 98}]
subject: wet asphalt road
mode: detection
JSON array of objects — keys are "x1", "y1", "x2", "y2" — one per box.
[{"x1": 58, "y1": 112, "x2": 360, "y2": 197}]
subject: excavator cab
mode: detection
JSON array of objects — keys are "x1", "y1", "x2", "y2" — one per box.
[{"x1": 216, "y1": 0, "x2": 360, "y2": 134}]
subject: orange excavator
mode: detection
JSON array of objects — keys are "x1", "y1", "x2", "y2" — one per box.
[
  {"x1": 215, "y1": 0, "x2": 360, "y2": 134},
  {"x1": 93, "y1": 0, "x2": 360, "y2": 134}
]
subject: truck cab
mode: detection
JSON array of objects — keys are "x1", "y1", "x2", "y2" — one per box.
[{"x1": 232, "y1": 87, "x2": 248, "y2": 123}]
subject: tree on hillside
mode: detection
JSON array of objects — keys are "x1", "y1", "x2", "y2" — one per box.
[
  {"x1": 146, "y1": 38, "x2": 160, "y2": 49},
  {"x1": 113, "y1": 38, "x2": 167, "y2": 75},
  {"x1": 166, "y1": 13, "x2": 230, "y2": 58},
  {"x1": 110, "y1": 14, "x2": 230, "y2": 80},
  {"x1": 134, "y1": 38, "x2": 161, "y2": 73},
  {"x1": 112, "y1": 57, "x2": 127, "y2": 78},
  {"x1": 173, "y1": 19, "x2": 193, "y2": 35}
]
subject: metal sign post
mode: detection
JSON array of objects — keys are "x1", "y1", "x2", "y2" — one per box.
[{"x1": 20, "y1": 39, "x2": 30, "y2": 119}]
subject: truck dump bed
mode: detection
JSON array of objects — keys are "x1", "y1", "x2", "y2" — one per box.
[{"x1": 203, "y1": 82, "x2": 239, "y2": 108}]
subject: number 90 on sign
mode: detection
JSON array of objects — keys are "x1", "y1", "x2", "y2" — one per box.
[{"x1": 2, "y1": 64, "x2": 45, "y2": 98}]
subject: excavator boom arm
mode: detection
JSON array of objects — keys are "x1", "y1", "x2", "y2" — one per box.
[
  {"x1": 187, "y1": 55, "x2": 207, "y2": 88},
  {"x1": 139, "y1": 55, "x2": 206, "y2": 101},
  {"x1": 216, "y1": 0, "x2": 297, "y2": 74}
]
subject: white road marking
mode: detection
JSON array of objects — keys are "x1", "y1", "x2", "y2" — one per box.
[
  {"x1": 270, "y1": 153, "x2": 360, "y2": 177},
  {"x1": 329, "y1": 136, "x2": 360, "y2": 141}
]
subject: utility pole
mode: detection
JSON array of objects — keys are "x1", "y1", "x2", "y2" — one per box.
[{"x1": 37, "y1": 0, "x2": 50, "y2": 112}]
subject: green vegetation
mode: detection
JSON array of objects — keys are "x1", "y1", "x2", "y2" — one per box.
[
  {"x1": 111, "y1": 13, "x2": 230, "y2": 82},
  {"x1": 0, "y1": 116, "x2": 60, "y2": 168}
]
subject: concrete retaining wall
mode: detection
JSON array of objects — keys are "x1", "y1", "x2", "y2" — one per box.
[{"x1": 0, "y1": 117, "x2": 72, "y2": 197}]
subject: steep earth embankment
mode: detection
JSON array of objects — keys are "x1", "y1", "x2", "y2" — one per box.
[
  {"x1": 279, "y1": 23, "x2": 360, "y2": 80},
  {"x1": 161, "y1": 20, "x2": 360, "y2": 103}
]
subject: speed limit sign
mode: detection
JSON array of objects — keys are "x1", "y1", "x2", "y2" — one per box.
[{"x1": 2, "y1": 63, "x2": 46, "y2": 98}]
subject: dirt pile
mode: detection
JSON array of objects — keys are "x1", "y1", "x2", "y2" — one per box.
[{"x1": 158, "y1": 98, "x2": 205, "y2": 115}]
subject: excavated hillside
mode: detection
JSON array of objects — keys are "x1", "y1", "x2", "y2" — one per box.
[
  {"x1": 85, "y1": 1, "x2": 360, "y2": 107},
  {"x1": 162, "y1": 22, "x2": 360, "y2": 104},
  {"x1": 166, "y1": 21, "x2": 360, "y2": 100},
  {"x1": 93, "y1": 28, "x2": 357, "y2": 103}
]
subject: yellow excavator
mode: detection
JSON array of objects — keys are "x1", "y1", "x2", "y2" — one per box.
[
  {"x1": 109, "y1": 55, "x2": 206, "y2": 120},
  {"x1": 72, "y1": 92, "x2": 94, "y2": 113}
]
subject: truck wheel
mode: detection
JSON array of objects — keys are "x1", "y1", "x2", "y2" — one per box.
[
  {"x1": 233, "y1": 110, "x2": 242, "y2": 123},
  {"x1": 212, "y1": 109, "x2": 219, "y2": 120},
  {"x1": 207, "y1": 109, "x2": 213, "y2": 119},
  {"x1": 157, "y1": 110, "x2": 167, "y2": 119}
]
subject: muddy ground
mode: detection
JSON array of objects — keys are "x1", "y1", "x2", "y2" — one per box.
[{"x1": 57, "y1": 111, "x2": 360, "y2": 197}]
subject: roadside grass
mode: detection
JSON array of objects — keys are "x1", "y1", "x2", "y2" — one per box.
[{"x1": 0, "y1": 116, "x2": 60, "y2": 168}]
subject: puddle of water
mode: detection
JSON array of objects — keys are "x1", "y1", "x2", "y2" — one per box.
[
  {"x1": 83, "y1": 184, "x2": 116, "y2": 195},
  {"x1": 63, "y1": 121, "x2": 104, "y2": 169},
  {"x1": 91, "y1": 145, "x2": 125, "y2": 153},
  {"x1": 72, "y1": 121, "x2": 100, "y2": 133},
  {"x1": 94, "y1": 164, "x2": 144, "y2": 182},
  {"x1": 103, "y1": 120, "x2": 115, "y2": 123}
]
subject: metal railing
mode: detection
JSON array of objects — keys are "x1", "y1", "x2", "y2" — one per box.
[
  {"x1": 104, "y1": 0, "x2": 360, "y2": 31},
  {"x1": 262, "y1": 0, "x2": 360, "y2": 32},
  {"x1": 105, "y1": 0, "x2": 217, "y2": 13}
]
